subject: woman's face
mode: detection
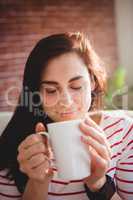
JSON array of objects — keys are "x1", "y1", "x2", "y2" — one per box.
[{"x1": 40, "y1": 52, "x2": 93, "y2": 122}]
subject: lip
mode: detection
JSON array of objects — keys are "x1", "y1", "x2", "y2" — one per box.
[{"x1": 60, "y1": 111, "x2": 76, "y2": 116}]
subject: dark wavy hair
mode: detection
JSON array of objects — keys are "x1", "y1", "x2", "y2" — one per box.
[{"x1": 0, "y1": 32, "x2": 107, "y2": 193}]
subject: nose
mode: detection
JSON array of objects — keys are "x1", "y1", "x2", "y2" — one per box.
[{"x1": 59, "y1": 90, "x2": 73, "y2": 107}]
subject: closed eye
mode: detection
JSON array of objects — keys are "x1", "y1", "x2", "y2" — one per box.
[
  {"x1": 71, "y1": 86, "x2": 82, "y2": 90},
  {"x1": 45, "y1": 89, "x2": 57, "y2": 94}
]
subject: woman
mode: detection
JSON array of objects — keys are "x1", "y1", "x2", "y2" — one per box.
[{"x1": 0, "y1": 32, "x2": 132, "y2": 200}]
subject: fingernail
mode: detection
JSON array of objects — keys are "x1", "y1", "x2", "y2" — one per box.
[
  {"x1": 80, "y1": 135, "x2": 85, "y2": 141},
  {"x1": 85, "y1": 118, "x2": 90, "y2": 124}
]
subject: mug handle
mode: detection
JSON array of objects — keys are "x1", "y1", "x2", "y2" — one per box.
[
  {"x1": 38, "y1": 131, "x2": 49, "y2": 139},
  {"x1": 38, "y1": 132, "x2": 54, "y2": 167},
  {"x1": 38, "y1": 131, "x2": 50, "y2": 146}
]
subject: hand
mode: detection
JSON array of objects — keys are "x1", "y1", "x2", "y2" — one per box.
[
  {"x1": 79, "y1": 115, "x2": 111, "y2": 191},
  {"x1": 17, "y1": 122, "x2": 54, "y2": 183}
]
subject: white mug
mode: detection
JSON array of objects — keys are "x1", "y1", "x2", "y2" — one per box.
[{"x1": 40, "y1": 119, "x2": 90, "y2": 180}]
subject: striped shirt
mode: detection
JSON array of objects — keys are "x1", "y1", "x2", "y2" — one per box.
[{"x1": 0, "y1": 112, "x2": 133, "y2": 200}]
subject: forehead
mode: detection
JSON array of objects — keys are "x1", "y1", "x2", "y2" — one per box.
[{"x1": 41, "y1": 52, "x2": 90, "y2": 81}]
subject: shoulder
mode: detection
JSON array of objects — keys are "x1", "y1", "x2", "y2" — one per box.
[
  {"x1": 102, "y1": 110, "x2": 133, "y2": 132},
  {"x1": 102, "y1": 111, "x2": 133, "y2": 147},
  {"x1": 0, "y1": 169, "x2": 22, "y2": 199}
]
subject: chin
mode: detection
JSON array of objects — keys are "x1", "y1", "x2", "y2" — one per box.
[
  {"x1": 59, "y1": 115, "x2": 82, "y2": 122},
  {"x1": 49, "y1": 111, "x2": 87, "y2": 122}
]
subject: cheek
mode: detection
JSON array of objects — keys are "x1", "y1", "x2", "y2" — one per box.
[
  {"x1": 42, "y1": 105, "x2": 57, "y2": 120},
  {"x1": 75, "y1": 90, "x2": 92, "y2": 112},
  {"x1": 82, "y1": 92, "x2": 91, "y2": 109},
  {"x1": 72, "y1": 89, "x2": 91, "y2": 107},
  {"x1": 41, "y1": 94, "x2": 59, "y2": 108}
]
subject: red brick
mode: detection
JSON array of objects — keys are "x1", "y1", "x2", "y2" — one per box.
[{"x1": 0, "y1": 0, "x2": 117, "y2": 111}]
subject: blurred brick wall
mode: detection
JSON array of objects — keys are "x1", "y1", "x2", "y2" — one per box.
[{"x1": 0, "y1": 0, "x2": 117, "y2": 111}]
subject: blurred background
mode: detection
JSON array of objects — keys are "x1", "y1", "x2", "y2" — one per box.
[{"x1": 0, "y1": 0, "x2": 133, "y2": 112}]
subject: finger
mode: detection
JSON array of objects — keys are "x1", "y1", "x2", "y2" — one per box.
[
  {"x1": 80, "y1": 121, "x2": 105, "y2": 143},
  {"x1": 87, "y1": 146, "x2": 109, "y2": 179},
  {"x1": 27, "y1": 154, "x2": 50, "y2": 169},
  {"x1": 29, "y1": 159, "x2": 52, "y2": 181},
  {"x1": 18, "y1": 142, "x2": 46, "y2": 162},
  {"x1": 83, "y1": 142, "x2": 110, "y2": 176},
  {"x1": 45, "y1": 168, "x2": 54, "y2": 179},
  {"x1": 35, "y1": 122, "x2": 46, "y2": 133},
  {"x1": 81, "y1": 135, "x2": 110, "y2": 160},
  {"x1": 90, "y1": 146, "x2": 110, "y2": 173},
  {"x1": 19, "y1": 161, "x2": 31, "y2": 174},
  {"x1": 18, "y1": 134, "x2": 43, "y2": 152},
  {"x1": 36, "y1": 130, "x2": 53, "y2": 159},
  {"x1": 18, "y1": 123, "x2": 46, "y2": 152},
  {"x1": 35, "y1": 122, "x2": 50, "y2": 149},
  {"x1": 19, "y1": 155, "x2": 50, "y2": 175},
  {"x1": 80, "y1": 122, "x2": 111, "y2": 158},
  {"x1": 85, "y1": 115, "x2": 103, "y2": 133}
]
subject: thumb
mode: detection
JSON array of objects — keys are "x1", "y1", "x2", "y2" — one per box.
[
  {"x1": 35, "y1": 122, "x2": 50, "y2": 156},
  {"x1": 35, "y1": 122, "x2": 46, "y2": 133}
]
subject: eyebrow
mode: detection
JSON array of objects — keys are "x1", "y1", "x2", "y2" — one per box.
[{"x1": 40, "y1": 76, "x2": 83, "y2": 85}]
